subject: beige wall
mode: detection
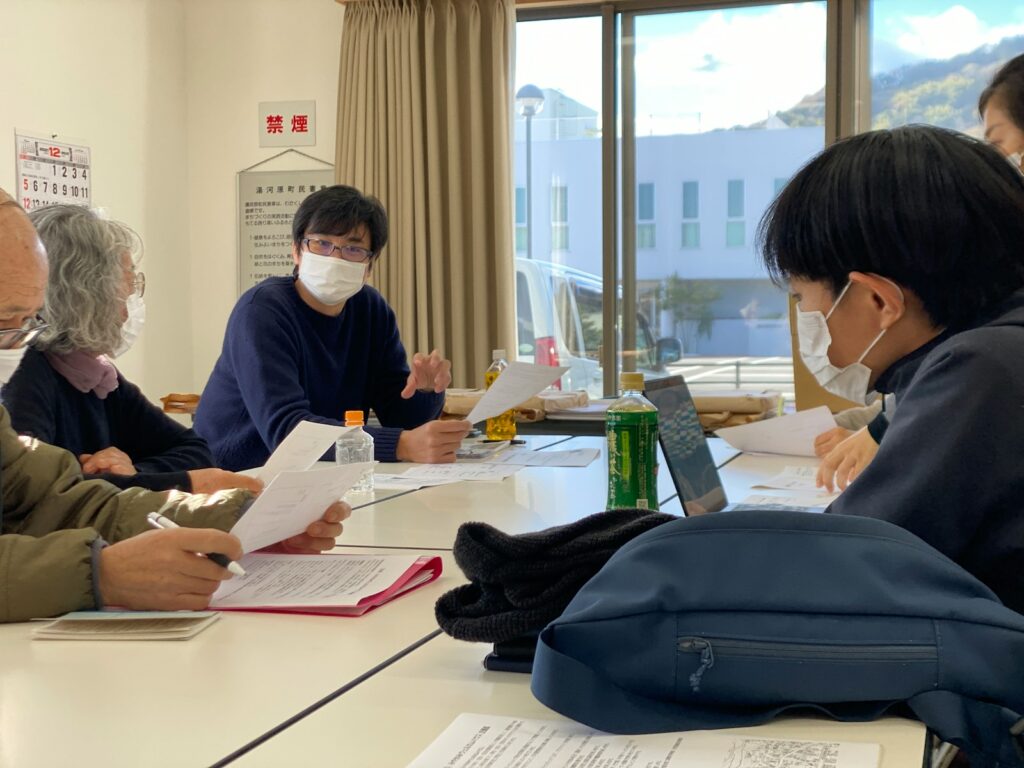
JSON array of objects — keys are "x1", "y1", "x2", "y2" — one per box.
[
  {"x1": 184, "y1": 0, "x2": 343, "y2": 392},
  {"x1": 0, "y1": 0, "x2": 343, "y2": 399},
  {"x1": 0, "y1": 0, "x2": 190, "y2": 398}
]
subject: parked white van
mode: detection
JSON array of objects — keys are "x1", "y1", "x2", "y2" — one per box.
[{"x1": 514, "y1": 257, "x2": 682, "y2": 396}]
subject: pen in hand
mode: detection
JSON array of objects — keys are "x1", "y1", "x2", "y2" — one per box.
[{"x1": 146, "y1": 510, "x2": 247, "y2": 577}]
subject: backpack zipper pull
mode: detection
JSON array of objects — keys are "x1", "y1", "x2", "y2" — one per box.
[{"x1": 679, "y1": 637, "x2": 715, "y2": 693}]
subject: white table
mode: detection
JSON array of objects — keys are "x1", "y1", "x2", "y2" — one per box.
[
  {"x1": 0, "y1": 551, "x2": 462, "y2": 768},
  {"x1": 3, "y1": 435, "x2": 904, "y2": 768},
  {"x1": 336, "y1": 436, "x2": 739, "y2": 550},
  {"x1": 232, "y1": 632, "x2": 928, "y2": 767}
]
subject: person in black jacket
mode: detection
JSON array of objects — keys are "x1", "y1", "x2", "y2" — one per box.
[
  {"x1": 759, "y1": 125, "x2": 1024, "y2": 614},
  {"x1": 813, "y1": 54, "x2": 1024, "y2": 489},
  {"x1": 0, "y1": 205, "x2": 261, "y2": 495}
]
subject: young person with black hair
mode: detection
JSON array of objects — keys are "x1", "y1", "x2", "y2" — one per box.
[
  {"x1": 813, "y1": 54, "x2": 1024, "y2": 490},
  {"x1": 981, "y1": 52, "x2": 1024, "y2": 171},
  {"x1": 760, "y1": 125, "x2": 1024, "y2": 613},
  {"x1": 196, "y1": 185, "x2": 470, "y2": 471}
]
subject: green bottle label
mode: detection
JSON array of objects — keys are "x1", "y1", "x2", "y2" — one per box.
[{"x1": 606, "y1": 409, "x2": 659, "y2": 511}]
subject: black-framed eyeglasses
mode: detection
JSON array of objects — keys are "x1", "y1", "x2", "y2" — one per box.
[
  {"x1": 302, "y1": 238, "x2": 374, "y2": 264},
  {"x1": 0, "y1": 316, "x2": 48, "y2": 350}
]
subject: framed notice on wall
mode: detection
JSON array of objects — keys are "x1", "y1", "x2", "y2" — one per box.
[
  {"x1": 15, "y1": 132, "x2": 91, "y2": 211},
  {"x1": 237, "y1": 150, "x2": 334, "y2": 295}
]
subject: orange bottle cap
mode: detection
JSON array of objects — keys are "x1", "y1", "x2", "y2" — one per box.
[{"x1": 344, "y1": 410, "x2": 365, "y2": 426}]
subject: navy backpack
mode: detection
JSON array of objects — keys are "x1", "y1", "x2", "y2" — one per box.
[{"x1": 531, "y1": 510, "x2": 1024, "y2": 767}]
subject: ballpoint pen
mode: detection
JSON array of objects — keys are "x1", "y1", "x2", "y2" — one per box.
[{"x1": 146, "y1": 509, "x2": 247, "y2": 577}]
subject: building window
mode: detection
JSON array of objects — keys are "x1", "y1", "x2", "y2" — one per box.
[
  {"x1": 551, "y1": 184, "x2": 569, "y2": 251},
  {"x1": 638, "y1": 182, "x2": 655, "y2": 249},
  {"x1": 726, "y1": 221, "x2": 745, "y2": 248},
  {"x1": 515, "y1": 187, "x2": 527, "y2": 252},
  {"x1": 681, "y1": 222, "x2": 700, "y2": 249},
  {"x1": 726, "y1": 179, "x2": 745, "y2": 248},
  {"x1": 681, "y1": 181, "x2": 699, "y2": 249}
]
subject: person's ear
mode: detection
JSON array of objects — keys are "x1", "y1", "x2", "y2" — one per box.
[
  {"x1": 291, "y1": 243, "x2": 302, "y2": 269},
  {"x1": 849, "y1": 271, "x2": 905, "y2": 330}
]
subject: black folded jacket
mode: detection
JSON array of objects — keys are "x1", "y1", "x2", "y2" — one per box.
[{"x1": 435, "y1": 508, "x2": 676, "y2": 643}]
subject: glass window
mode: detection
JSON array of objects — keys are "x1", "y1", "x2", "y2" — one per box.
[
  {"x1": 638, "y1": 183, "x2": 655, "y2": 220},
  {"x1": 681, "y1": 222, "x2": 700, "y2": 249},
  {"x1": 638, "y1": 223, "x2": 656, "y2": 249},
  {"x1": 516, "y1": 4, "x2": 824, "y2": 399},
  {"x1": 727, "y1": 179, "x2": 745, "y2": 218},
  {"x1": 869, "y1": 1, "x2": 1019, "y2": 132},
  {"x1": 682, "y1": 181, "x2": 699, "y2": 220},
  {"x1": 725, "y1": 220, "x2": 745, "y2": 248},
  {"x1": 514, "y1": 16, "x2": 601, "y2": 389}
]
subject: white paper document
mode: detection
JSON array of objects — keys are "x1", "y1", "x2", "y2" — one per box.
[
  {"x1": 230, "y1": 463, "x2": 371, "y2": 553},
  {"x1": 211, "y1": 553, "x2": 420, "y2": 608},
  {"x1": 464, "y1": 362, "x2": 569, "y2": 424},
  {"x1": 741, "y1": 494, "x2": 837, "y2": 509},
  {"x1": 373, "y1": 474, "x2": 461, "y2": 491},
  {"x1": 258, "y1": 421, "x2": 351, "y2": 482},
  {"x1": 401, "y1": 463, "x2": 520, "y2": 483},
  {"x1": 714, "y1": 406, "x2": 836, "y2": 457},
  {"x1": 485, "y1": 447, "x2": 600, "y2": 468},
  {"x1": 407, "y1": 714, "x2": 880, "y2": 768},
  {"x1": 752, "y1": 465, "x2": 822, "y2": 491}
]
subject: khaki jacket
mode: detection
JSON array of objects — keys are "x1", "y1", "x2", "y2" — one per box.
[{"x1": 0, "y1": 407, "x2": 251, "y2": 622}]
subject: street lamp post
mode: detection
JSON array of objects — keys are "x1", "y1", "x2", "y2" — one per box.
[{"x1": 515, "y1": 84, "x2": 545, "y2": 260}]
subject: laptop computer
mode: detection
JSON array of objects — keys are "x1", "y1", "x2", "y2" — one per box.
[{"x1": 643, "y1": 375, "x2": 728, "y2": 515}]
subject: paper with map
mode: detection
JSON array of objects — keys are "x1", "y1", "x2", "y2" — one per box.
[{"x1": 407, "y1": 714, "x2": 879, "y2": 768}]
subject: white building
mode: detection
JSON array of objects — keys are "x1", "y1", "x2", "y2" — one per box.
[{"x1": 513, "y1": 92, "x2": 823, "y2": 356}]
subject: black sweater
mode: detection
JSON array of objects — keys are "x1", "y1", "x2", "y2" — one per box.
[
  {"x1": 829, "y1": 288, "x2": 1024, "y2": 614},
  {"x1": 0, "y1": 348, "x2": 213, "y2": 491}
]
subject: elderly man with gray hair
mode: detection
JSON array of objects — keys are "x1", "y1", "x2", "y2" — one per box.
[
  {"x1": 1, "y1": 204, "x2": 258, "y2": 495},
  {"x1": 0, "y1": 190, "x2": 349, "y2": 622}
]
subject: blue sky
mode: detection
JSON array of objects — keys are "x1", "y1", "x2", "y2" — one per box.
[{"x1": 516, "y1": 1, "x2": 1024, "y2": 134}]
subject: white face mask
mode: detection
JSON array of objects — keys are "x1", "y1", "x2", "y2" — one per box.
[
  {"x1": 297, "y1": 251, "x2": 366, "y2": 306},
  {"x1": 795, "y1": 281, "x2": 900, "y2": 406},
  {"x1": 0, "y1": 346, "x2": 28, "y2": 386},
  {"x1": 112, "y1": 293, "x2": 146, "y2": 358}
]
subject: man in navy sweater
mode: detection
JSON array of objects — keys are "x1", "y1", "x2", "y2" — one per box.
[
  {"x1": 196, "y1": 186, "x2": 470, "y2": 471},
  {"x1": 760, "y1": 125, "x2": 1024, "y2": 613}
]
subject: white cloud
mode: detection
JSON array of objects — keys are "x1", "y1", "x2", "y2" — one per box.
[
  {"x1": 516, "y1": 4, "x2": 828, "y2": 136},
  {"x1": 632, "y1": 4, "x2": 827, "y2": 133},
  {"x1": 895, "y1": 5, "x2": 1024, "y2": 61}
]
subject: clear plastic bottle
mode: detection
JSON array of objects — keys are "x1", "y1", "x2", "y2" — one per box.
[
  {"x1": 606, "y1": 372, "x2": 659, "y2": 510},
  {"x1": 484, "y1": 349, "x2": 517, "y2": 441},
  {"x1": 335, "y1": 410, "x2": 375, "y2": 492}
]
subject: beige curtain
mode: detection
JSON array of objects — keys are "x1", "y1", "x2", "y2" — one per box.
[{"x1": 335, "y1": 0, "x2": 516, "y2": 388}]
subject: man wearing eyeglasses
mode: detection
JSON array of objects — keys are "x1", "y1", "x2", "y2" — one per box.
[
  {"x1": 0, "y1": 191, "x2": 348, "y2": 622},
  {"x1": 196, "y1": 185, "x2": 470, "y2": 472}
]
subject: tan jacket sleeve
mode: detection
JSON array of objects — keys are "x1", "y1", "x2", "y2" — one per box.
[{"x1": 0, "y1": 407, "x2": 251, "y2": 622}]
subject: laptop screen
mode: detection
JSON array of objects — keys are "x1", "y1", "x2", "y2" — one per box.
[{"x1": 644, "y1": 375, "x2": 728, "y2": 515}]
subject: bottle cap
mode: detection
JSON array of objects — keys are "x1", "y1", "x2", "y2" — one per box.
[
  {"x1": 344, "y1": 410, "x2": 365, "y2": 426},
  {"x1": 492, "y1": 349, "x2": 506, "y2": 359},
  {"x1": 620, "y1": 372, "x2": 645, "y2": 391}
]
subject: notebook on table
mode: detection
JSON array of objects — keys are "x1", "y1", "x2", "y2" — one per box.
[{"x1": 209, "y1": 552, "x2": 443, "y2": 617}]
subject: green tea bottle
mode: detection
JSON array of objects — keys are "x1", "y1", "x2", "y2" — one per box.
[{"x1": 606, "y1": 372, "x2": 659, "y2": 510}]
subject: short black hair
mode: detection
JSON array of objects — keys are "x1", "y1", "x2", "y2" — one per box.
[
  {"x1": 979, "y1": 54, "x2": 1024, "y2": 130},
  {"x1": 759, "y1": 125, "x2": 1024, "y2": 330},
  {"x1": 291, "y1": 185, "x2": 388, "y2": 259}
]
